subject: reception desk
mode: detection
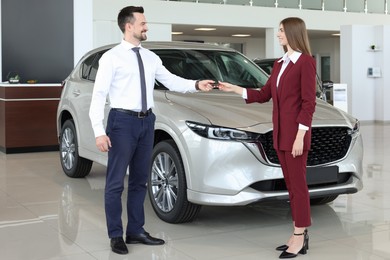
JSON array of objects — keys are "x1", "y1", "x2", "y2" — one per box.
[{"x1": 0, "y1": 83, "x2": 62, "y2": 153}]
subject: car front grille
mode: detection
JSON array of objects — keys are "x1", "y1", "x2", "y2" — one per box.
[
  {"x1": 250, "y1": 172, "x2": 352, "y2": 192},
  {"x1": 258, "y1": 127, "x2": 352, "y2": 166}
]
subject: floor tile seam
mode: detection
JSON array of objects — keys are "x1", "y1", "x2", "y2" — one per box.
[
  {"x1": 211, "y1": 247, "x2": 277, "y2": 260},
  {"x1": 301, "y1": 230, "x2": 357, "y2": 243},
  {"x1": 348, "y1": 201, "x2": 387, "y2": 211},
  {"x1": 340, "y1": 198, "x2": 385, "y2": 210},
  {"x1": 37, "y1": 250, "x2": 97, "y2": 260},
  {"x1": 324, "y1": 237, "x2": 390, "y2": 259},
  {"x1": 163, "y1": 226, "x2": 265, "y2": 244},
  {"x1": 327, "y1": 231, "x2": 390, "y2": 250},
  {"x1": 168, "y1": 231, "x2": 265, "y2": 253},
  {"x1": 168, "y1": 241, "x2": 260, "y2": 260},
  {"x1": 0, "y1": 200, "x2": 57, "y2": 227},
  {"x1": 55, "y1": 228, "x2": 96, "y2": 255},
  {"x1": 297, "y1": 239, "x2": 386, "y2": 259},
  {"x1": 161, "y1": 244, "x2": 197, "y2": 260}
]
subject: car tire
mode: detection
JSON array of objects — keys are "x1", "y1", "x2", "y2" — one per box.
[
  {"x1": 59, "y1": 119, "x2": 92, "y2": 178},
  {"x1": 148, "y1": 140, "x2": 201, "y2": 223},
  {"x1": 310, "y1": 195, "x2": 338, "y2": 205}
]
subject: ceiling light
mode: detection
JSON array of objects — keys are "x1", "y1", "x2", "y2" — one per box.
[
  {"x1": 172, "y1": 32, "x2": 183, "y2": 35},
  {"x1": 194, "y1": 28, "x2": 216, "y2": 31},
  {"x1": 232, "y1": 34, "x2": 251, "y2": 37}
]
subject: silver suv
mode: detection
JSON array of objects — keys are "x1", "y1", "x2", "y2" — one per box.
[{"x1": 57, "y1": 41, "x2": 363, "y2": 223}]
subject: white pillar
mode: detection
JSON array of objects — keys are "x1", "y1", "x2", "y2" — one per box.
[
  {"x1": 145, "y1": 23, "x2": 172, "y2": 42},
  {"x1": 74, "y1": 0, "x2": 93, "y2": 66},
  {"x1": 340, "y1": 24, "x2": 389, "y2": 122},
  {"x1": 265, "y1": 27, "x2": 283, "y2": 58}
]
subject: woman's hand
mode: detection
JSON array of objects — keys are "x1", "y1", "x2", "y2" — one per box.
[
  {"x1": 291, "y1": 138, "x2": 303, "y2": 158},
  {"x1": 218, "y1": 82, "x2": 243, "y2": 95},
  {"x1": 291, "y1": 129, "x2": 306, "y2": 158}
]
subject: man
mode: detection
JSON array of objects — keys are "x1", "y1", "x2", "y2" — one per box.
[{"x1": 89, "y1": 6, "x2": 215, "y2": 255}]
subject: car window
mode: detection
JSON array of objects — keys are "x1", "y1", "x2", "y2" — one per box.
[
  {"x1": 256, "y1": 62, "x2": 273, "y2": 75},
  {"x1": 154, "y1": 49, "x2": 268, "y2": 89},
  {"x1": 81, "y1": 51, "x2": 106, "y2": 82},
  {"x1": 81, "y1": 54, "x2": 96, "y2": 80},
  {"x1": 88, "y1": 52, "x2": 104, "y2": 81},
  {"x1": 254, "y1": 58, "x2": 327, "y2": 100}
]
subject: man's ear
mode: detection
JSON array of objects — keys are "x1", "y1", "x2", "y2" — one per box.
[{"x1": 125, "y1": 22, "x2": 133, "y2": 32}]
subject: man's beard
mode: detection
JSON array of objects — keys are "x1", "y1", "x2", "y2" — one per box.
[{"x1": 135, "y1": 31, "x2": 147, "y2": 41}]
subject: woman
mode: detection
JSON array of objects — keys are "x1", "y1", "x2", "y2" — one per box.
[{"x1": 218, "y1": 17, "x2": 316, "y2": 259}]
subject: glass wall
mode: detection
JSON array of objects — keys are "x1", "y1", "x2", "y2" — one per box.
[{"x1": 165, "y1": 0, "x2": 388, "y2": 14}]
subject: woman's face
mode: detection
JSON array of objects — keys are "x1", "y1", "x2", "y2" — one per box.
[{"x1": 277, "y1": 24, "x2": 288, "y2": 46}]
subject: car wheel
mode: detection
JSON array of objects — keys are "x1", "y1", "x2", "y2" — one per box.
[
  {"x1": 60, "y1": 119, "x2": 92, "y2": 178},
  {"x1": 148, "y1": 140, "x2": 201, "y2": 223},
  {"x1": 310, "y1": 195, "x2": 338, "y2": 205}
]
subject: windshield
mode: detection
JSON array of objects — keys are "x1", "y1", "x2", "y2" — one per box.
[
  {"x1": 253, "y1": 58, "x2": 326, "y2": 100},
  {"x1": 153, "y1": 49, "x2": 269, "y2": 89}
]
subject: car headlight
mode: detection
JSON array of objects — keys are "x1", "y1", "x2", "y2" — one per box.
[
  {"x1": 186, "y1": 121, "x2": 259, "y2": 141},
  {"x1": 348, "y1": 119, "x2": 360, "y2": 137}
]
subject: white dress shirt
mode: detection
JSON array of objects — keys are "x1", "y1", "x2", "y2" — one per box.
[
  {"x1": 89, "y1": 40, "x2": 197, "y2": 137},
  {"x1": 242, "y1": 51, "x2": 308, "y2": 130}
]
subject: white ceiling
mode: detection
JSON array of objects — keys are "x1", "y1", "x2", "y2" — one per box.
[{"x1": 172, "y1": 24, "x2": 339, "y2": 39}]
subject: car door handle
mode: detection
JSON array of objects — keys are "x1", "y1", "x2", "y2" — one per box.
[{"x1": 72, "y1": 90, "x2": 81, "y2": 96}]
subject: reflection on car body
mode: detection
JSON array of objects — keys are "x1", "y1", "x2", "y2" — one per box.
[{"x1": 57, "y1": 41, "x2": 363, "y2": 223}]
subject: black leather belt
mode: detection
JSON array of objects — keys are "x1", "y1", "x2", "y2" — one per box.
[{"x1": 112, "y1": 108, "x2": 152, "y2": 118}]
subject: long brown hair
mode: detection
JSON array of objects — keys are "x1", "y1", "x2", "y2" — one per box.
[{"x1": 281, "y1": 17, "x2": 311, "y2": 56}]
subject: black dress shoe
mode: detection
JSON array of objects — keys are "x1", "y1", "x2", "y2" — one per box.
[
  {"x1": 110, "y1": 237, "x2": 128, "y2": 254},
  {"x1": 126, "y1": 231, "x2": 165, "y2": 245}
]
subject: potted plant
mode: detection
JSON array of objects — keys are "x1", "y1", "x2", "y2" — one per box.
[{"x1": 7, "y1": 72, "x2": 20, "y2": 84}]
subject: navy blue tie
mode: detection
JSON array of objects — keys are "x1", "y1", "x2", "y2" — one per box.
[{"x1": 132, "y1": 47, "x2": 147, "y2": 113}]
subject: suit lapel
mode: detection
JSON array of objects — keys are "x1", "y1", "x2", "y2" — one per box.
[
  {"x1": 271, "y1": 61, "x2": 283, "y2": 104},
  {"x1": 277, "y1": 62, "x2": 294, "y2": 98}
]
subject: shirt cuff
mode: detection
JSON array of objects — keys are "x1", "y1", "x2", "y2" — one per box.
[
  {"x1": 299, "y1": 124, "x2": 309, "y2": 131},
  {"x1": 242, "y1": 88, "x2": 248, "y2": 99}
]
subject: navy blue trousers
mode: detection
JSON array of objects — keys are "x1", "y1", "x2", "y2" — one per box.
[{"x1": 105, "y1": 109, "x2": 155, "y2": 238}]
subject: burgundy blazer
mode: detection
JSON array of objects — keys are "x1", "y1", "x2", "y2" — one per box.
[{"x1": 246, "y1": 54, "x2": 316, "y2": 151}]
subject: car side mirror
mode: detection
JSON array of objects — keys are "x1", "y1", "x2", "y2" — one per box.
[{"x1": 322, "y1": 81, "x2": 333, "y2": 89}]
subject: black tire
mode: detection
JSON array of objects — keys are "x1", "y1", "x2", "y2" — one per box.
[
  {"x1": 310, "y1": 195, "x2": 338, "y2": 205},
  {"x1": 59, "y1": 119, "x2": 92, "y2": 178},
  {"x1": 148, "y1": 140, "x2": 201, "y2": 223}
]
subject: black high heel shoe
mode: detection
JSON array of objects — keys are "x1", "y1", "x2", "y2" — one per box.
[
  {"x1": 275, "y1": 229, "x2": 308, "y2": 252},
  {"x1": 275, "y1": 244, "x2": 288, "y2": 251},
  {"x1": 279, "y1": 230, "x2": 309, "y2": 259}
]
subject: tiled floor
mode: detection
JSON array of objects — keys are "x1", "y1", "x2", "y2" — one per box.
[{"x1": 0, "y1": 122, "x2": 389, "y2": 260}]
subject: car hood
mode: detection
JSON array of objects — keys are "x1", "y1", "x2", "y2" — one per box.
[{"x1": 165, "y1": 90, "x2": 354, "y2": 131}]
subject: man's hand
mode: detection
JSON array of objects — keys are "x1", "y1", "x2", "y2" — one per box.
[
  {"x1": 96, "y1": 135, "x2": 111, "y2": 152},
  {"x1": 197, "y1": 80, "x2": 217, "y2": 91}
]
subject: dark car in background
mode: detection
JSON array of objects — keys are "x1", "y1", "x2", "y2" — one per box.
[
  {"x1": 253, "y1": 58, "x2": 334, "y2": 102},
  {"x1": 57, "y1": 42, "x2": 363, "y2": 223}
]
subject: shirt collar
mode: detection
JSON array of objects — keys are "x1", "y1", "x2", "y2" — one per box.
[
  {"x1": 277, "y1": 51, "x2": 302, "y2": 64},
  {"x1": 121, "y1": 39, "x2": 142, "y2": 51}
]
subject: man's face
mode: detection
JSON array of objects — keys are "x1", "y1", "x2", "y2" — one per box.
[{"x1": 129, "y1": 12, "x2": 148, "y2": 42}]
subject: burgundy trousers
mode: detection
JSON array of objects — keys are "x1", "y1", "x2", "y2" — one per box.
[{"x1": 277, "y1": 150, "x2": 311, "y2": 227}]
